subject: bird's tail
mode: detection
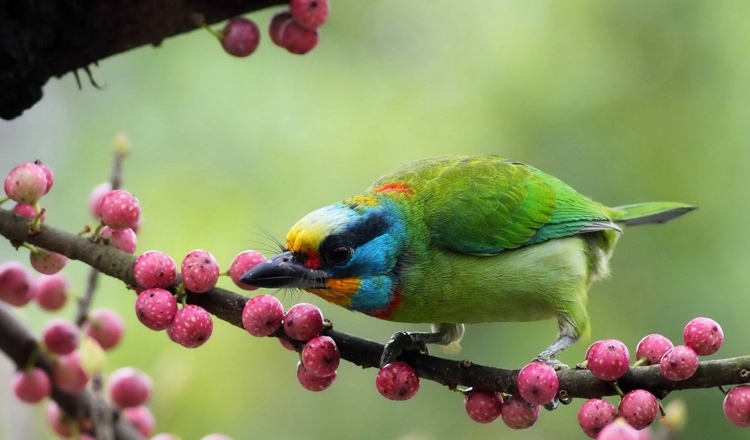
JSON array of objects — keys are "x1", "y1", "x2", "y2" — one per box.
[{"x1": 609, "y1": 202, "x2": 697, "y2": 226}]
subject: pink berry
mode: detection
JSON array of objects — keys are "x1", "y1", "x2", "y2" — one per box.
[
  {"x1": 301, "y1": 335, "x2": 339, "y2": 377},
  {"x1": 269, "y1": 11, "x2": 293, "y2": 46},
  {"x1": 99, "y1": 226, "x2": 137, "y2": 254},
  {"x1": 683, "y1": 317, "x2": 724, "y2": 356},
  {"x1": 84, "y1": 308, "x2": 125, "y2": 350},
  {"x1": 36, "y1": 273, "x2": 69, "y2": 311},
  {"x1": 289, "y1": 0, "x2": 329, "y2": 29},
  {"x1": 723, "y1": 385, "x2": 750, "y2": 427},
  {"x1": 53, "y1": 351, "x2": 90, "y2": 393},
  {"x1": 221, "y1": 17, "x2": 260, "y2": 57},
  {"x1": 122, "y1": 406, "x2": 155, "y2": 437},
  {"x1": 0, "y1": 261, "x2": 37, "y2": 307},
  {"x1": 659, "y1": 345, "x2": 699, "y2": 381},
  {"x1": 279, "y1": 338, "x2": 297, "y2": 351},
  {"x1": 42, "y1": 318, "x2": 80, "y2": 355},
  {"x1": 597, "y1": 418, "x2": 640, "y2": 440},
  {"x1": 296, "y1": 360, "x2": 336, "y2": 391},
  {"x1": 167, "y1": 305, "x2": 213, "y2": 348},
  {"x1": 376, "y1": 361, "x2": 419, "y2": 401},
  {"x1": 585, "y1": 339, "x2": 630, "y2": 381},
  {"x1": 635, "y1": 334, "x2": 674, "y2": 365},
  {"x1": 463, "y1": 389, "x2": 504, "y2": 423},
  {"x1": 516, "y1": 361, "x2": 559, "y2": 405},
  {"x1": 88, "y1": 182, "x2": 112, "y2": 219},
  {"x1": 99, "y1": 189, "x2": 141, "y2": 230},
  {"x1": 152, "y1": 435, "x2": 183, "y2": 440},
  {"x1": 29, "y1": 248, "x2": 68, "y2": 275},
  {"x1": 12, "y1": 368, "x2": 52, "y2": 403},
  {"x1": 500, "y1": 394, "x2": 540, "y2": 429},
  {"x1": 109, "y1": 367, "x2": 153, "y2": 408},
  {"x1": 46, "y1": 401, "x2": 74, "y2": 437},
  {"x1": 277, "y1": 19, "x2": 320, "y2": 55},
  {"x1": 12, "y1": 202, "x2": 44, "y2": 222},
  {"x1": 134, "y1": 250, "x2": 177, "y2": 288},
  {"x1": 242, "y1": 294, "x2": 284, "y2": 337},
  {"x1": 618, "y1": 389, "x2": 660, "y2": 430},
  {"x1": 577, "y1": 398, "x2": 617, "y2": 438},
  {"x1": 34, "y1": 160, "x2": 54, "y2": 194},
  {"x1": 283, "y1": 303, "x2": 324, "y2": 341},
  {"x1": 181, "y1": 249, "x2": 220, "y2": 293},
  {"x1": 136, "y1": 288, "x2": 178, "y2": 331},
  {"x1": 4, "y1": 162, "x2": 48, "y2": 204},
  {"x1": 229, "y1": 250, "x2": 265, "y2": 290}
]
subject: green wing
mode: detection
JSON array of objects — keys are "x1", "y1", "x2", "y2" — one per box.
[{"x1": 370, "y1": 155, "x2": 619, "y2": 255}]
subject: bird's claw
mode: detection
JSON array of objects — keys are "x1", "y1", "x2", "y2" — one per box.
[
  {"x1": 380, "y1": 331, "x2": 428, "y2": 367},
  {"x1": 531, "y1": 356, "x2": 570, "y2": 371}
]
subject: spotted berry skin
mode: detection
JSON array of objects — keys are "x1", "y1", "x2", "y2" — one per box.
[
  {"x1": 136, "y1": 288, "x2": 178, "y2": 331},
  {"x1": 29, "y1": 249, "x2": 68, "y2": 275},
  {"x1": 516, "y1": 361, "x2": 559, "y2": 405},
  {"x1": 13, "y1": 368, "x2": 52, "y2": 403},
  {"x1": 53, "y1": 351, "x2": 90, "y2": 393},
  {"x1": 283, "y1": 303, "x2": 324, "y2": 341},
  {"x1": 221, "y1": 17, "x2": 260, "y2": 57},
  {"x1": 277, "y1": 19, "x2": 320, "y2": 54},
  {"x1": 4, "y1": 162, "x2": 48, "y2": 204},
  {"x1": 167, "y1": 305, "x2": 213, "y2": 348},
  {"x1": 683, "y1": 317, "x2": 723, "y2": 356},
  {"x1": 0, "y1": 261, "x2": 37, "y2": 307},
  {"x1": 598, "y1": 418, "x2": 640, "y2": 440},
  {"x1": 585, "y1": 339, "x2": 630, "y2": 381},
  {"x1": 122, "y1": 406, "x2": 155, "y2": 437},
  {"x1": 84, "y1": 308, "x2": 125, "y2": 350},
  {"x1": 42, "y1": 318, "x2": 80, "y2": 355},
  {"x1": 99, "y1": 226, "x2": 137, "y2": 253},
  {"x1": 108, "y1": 367, "x2": 153, "y2": 408},
  {"x1": 36, "y1": 273, "x2": 69, "y2": 311},
  {"x1": 635, "y1": 334, "x2": 674, "y2": 365},
  {"x1": 618, "y1": 390, "x2": 660, "y2": 430},
  {"x1": 242, "y1": 294, "x2": 284, "y2": 337},
  {"x1": 659, "y1": 345, "x2": 699, "y2": 381},
  {"x1": 464, "y1": 389, "x2": 504, "y2": 423},
  {"x1": 501, "y1": 394, "x2": 540, "y2": 429},
  {"x1": 88, "y1": 182, "x2": 112, "y2": 219},
  {"x1": 34, "y1": 160, "x2": 54, "y2": 194},
  {"x1": 577, "y1": 398, "x2": 617, "y2": 438},
  {"x1": 723, "y1": 385, "x2": 750, "y2": 427},
  {"x1": 269, "y1": 11, "x2": 293, "y2": 46},
  {"x1": 296, "y1": 360, "x2": 336, "y2": 392},
  {"x1": 376, "y1": 362, "x2": 419, "y2": 401},
  {"x1": 181, "y1": 249, "x2": 220, "y2": 293},
  {"x1": 134, "y1": 251, "x2": 177, "y2": 288},
  {"x1": 301, "y1": 335, "x2": 339, "y2": 378},
  {"x1": 229, "y1": 250, "x2": 265, "y2": 290},
  {"x1": 99, "y1": 189, "x2": 141, "y2": 230},
  {"x1": 289, "y1": 0, "x2": 330, "y2": 29}
]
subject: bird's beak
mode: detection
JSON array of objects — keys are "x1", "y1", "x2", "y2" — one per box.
[{"x1": 239, "y1": 251, "x2": 328, "y2": 289}]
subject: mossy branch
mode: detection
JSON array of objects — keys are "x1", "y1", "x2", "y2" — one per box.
[{"x1": 1, "y1": 207, "x2": 749, "y2": 407}]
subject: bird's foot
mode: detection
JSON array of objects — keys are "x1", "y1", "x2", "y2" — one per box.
[
  {"x1": 380, "y1": 331, "x2": 429, "y2": 367},
  {"x1": 531, "y1": 356, "x2": 570, "y2": 371}
]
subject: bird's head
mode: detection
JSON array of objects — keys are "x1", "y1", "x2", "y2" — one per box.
[{"x1": 240, "y1": 194, "x2": 408, "y2": 317}]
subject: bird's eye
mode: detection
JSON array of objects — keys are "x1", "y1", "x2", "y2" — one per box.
[{"x1": 326, "y1": 245, "x2": 353, "y2": 265}]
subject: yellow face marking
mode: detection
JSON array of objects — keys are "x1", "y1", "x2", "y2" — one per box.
[
  {"x1": 307, "y1": 277, "x2": 360, "y2": 308},
  {"x1": 345, "y1": 195, "x2": 378, "y2": 209}
]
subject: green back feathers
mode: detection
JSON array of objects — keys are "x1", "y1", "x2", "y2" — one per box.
[{"x1": 369, "y1": 155, "x2": 621, "y2": 255}]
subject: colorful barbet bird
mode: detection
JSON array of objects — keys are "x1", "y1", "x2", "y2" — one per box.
[{"x1": 241, "y1": 155, "x2": 695, "y2": 366}]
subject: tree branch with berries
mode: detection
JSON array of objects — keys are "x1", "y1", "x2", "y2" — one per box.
[{"x1": 1, "y1": 153, "x2": 750, "y2": 439}]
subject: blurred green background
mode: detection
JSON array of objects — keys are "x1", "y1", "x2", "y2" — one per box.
[{"x1": 1, "y1": 0, "x2": 749, "y2": 439}]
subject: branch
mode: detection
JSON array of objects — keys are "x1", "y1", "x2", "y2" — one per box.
[
  {"x1": 0, "y1": 304, "x2": 144, "y2": 440},
  {"x1": 0, "y1": 0, "x2": 286, "y2": 119},
  {"x1": 1, "y1": 207, "x2": 749, "y2": 402}
]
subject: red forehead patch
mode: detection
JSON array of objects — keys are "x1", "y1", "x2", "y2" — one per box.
[{"x1": 374, "y1": 182, "x2": 414, "y2": 195}]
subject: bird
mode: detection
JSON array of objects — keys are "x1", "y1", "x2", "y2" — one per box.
[{"x1": 240, "y1": 155, "x2": 695, "y2": 367}]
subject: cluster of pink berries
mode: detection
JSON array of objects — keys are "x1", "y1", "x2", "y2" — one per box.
[
  {"x1": 573, "y1": 316, "x2": 741, "y2": 439},
  {"x1": 217, "y1": 0, "x2": 330, "y2": 57}
]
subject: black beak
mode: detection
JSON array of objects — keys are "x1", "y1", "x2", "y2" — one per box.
[{"x1": 239, "y1": 251, "x2": 328, "y2": 289}]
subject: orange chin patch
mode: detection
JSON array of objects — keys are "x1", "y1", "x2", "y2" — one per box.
[{"x1": 307, "y1": 277, "x2": 360, "y2": 308}]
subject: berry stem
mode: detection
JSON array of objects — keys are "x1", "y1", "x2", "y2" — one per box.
[{"x1": 611, "y1": 381, "x2": 625, "y2": 397}]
